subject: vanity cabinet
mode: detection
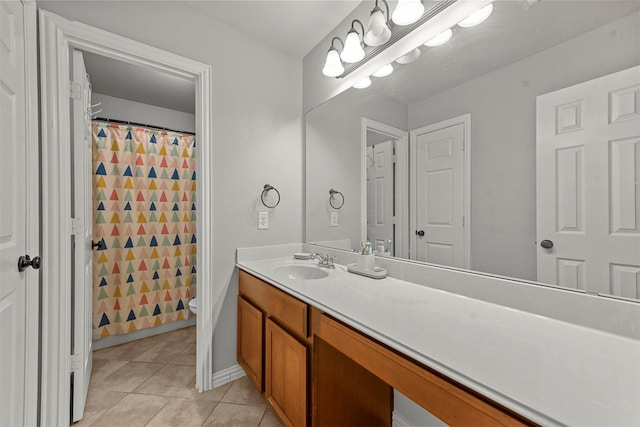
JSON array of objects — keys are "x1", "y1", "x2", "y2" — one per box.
[{"x1": 238, "y1": 270, "x2": 310, "y2": 426}]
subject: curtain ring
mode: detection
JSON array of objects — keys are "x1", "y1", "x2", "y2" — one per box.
[
  {"x1": 261, "y1": 184, "x2": 280, "y2": 208},
  {"x1": 329, "y1": 189, "x2": 344, "y2": 209}
]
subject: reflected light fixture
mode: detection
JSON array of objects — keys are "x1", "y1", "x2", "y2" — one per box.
[
  {"x1": 353, "y1": 77, "x2": 372, "y2": 89},
  {"x1": 392, "y1": 0, "x2": 425, "y2": 26},
  {"x1": 396, "y1": 48, "x2": 421, "y2": 64},
  {"x1": 372, "y1": 63, "x2": 393, "y2": 77},
  {"x1": 322, "y1": 37, "x2": 345, "y2": 77},
  {"x1": 341, "y1": 20, "x2": 366, "y2": 63},
  {"x1": 424, "y1": 28, "x2": 452, "y2": 47},
  {"x1": 458, "y1": 3, "x2": 493, "y2": 28},
  {"x1": 364, "y1": 0, "x2": 392, "y2": 47}
]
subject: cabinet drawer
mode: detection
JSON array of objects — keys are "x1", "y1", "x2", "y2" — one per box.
[{"x1": 239, "y1": 270, "x2": 307, "y2": 339}]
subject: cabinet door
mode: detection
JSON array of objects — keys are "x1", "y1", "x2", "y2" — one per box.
[
  {"x1": 237, "y1": 296, "x2": 263, "y2": 390},
  {"x1": 265, "y1": 318, "x2": 308, "y2": 427}
]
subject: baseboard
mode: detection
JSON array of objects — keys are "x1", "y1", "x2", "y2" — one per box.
[
  {"x1": 393, "y1": 411, "x2": 415, "y2": 427},
  {"x1": 93, "y1": 318, "x2": 196, "y2": 350},
  {"x1": 212, "y1": 364, "x2": 246, "y2": 389}
]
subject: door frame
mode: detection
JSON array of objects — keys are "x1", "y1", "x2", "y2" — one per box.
[
  {"x1": 361, "y1": 118, "x2": 409, "y2": 258},
  {"x1": 409, "y1": 114, "x2": 471, "y2": 267},
  {"x1": 39, "y1": 10, "x2": 215, "y2": 425}
]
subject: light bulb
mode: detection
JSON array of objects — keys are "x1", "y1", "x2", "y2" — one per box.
[
  {"x1": 322, "y1": 48, "x2": 344, "y2": 77},
  {"x1": 424, "y1": 28, "x2": 452, "y2": 47},
  {"x1": 372, "y1": 64, "x2": 393, "y2": 77},
  {"x1": 364, "y1": 7, "x2": 391, "y2": 47},
  {"x1": 396, "y1": 48, "x2": 421, "y2": 64},
  {"x1": 353, "y1": 77, "x2": 371, "y2": 89},
  {"x1": 392, "y1": 0, "x2": 424, "y2": 26},
  {"x1": 458, "y1": 3, "x2": 493, "y2": 28},
  {"x1": 341, "y1": 30, "x2": 365, "y2": 63}
]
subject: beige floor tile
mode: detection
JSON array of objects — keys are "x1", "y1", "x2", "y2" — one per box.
[
  {"x1": 221, "y1": 376, "x2": 266, "y2": 407},
  {"x1": 133, "y1": 364, "x2": 198, "y2": 399},
  {"x1": 202, "y1": 403, "x2": 266, "y2": 427},
  {"x1": 145, "y1": 397, "x2": 217, "y2": 427},
  {"x1": 73, "y1": 389, "x2": 127, "y2": 427},
  {"x1": 259, "y1": 407, "x2": 284, "y2": 427},
  {"x1": 133, "y1": 340, "x2": 189, "y2": 364},
  {"x1": 93, "y1": 361, "x2": 163, "y2": 393},
  {"x1": 90, "y1": 393, "x2": 170, "y2": 427},
  {"x1": 90, "y1": 359, "x2": 129, "y2": 385},
  {"x1": 93, "y1": 338, "x2": 159, "y2": 361},
  {"x1": 193, "y1": 380, "x2": 234, "y2": 402},
  {"x1": 166, "y1": 342, "x2": 196, "y2": 366}
]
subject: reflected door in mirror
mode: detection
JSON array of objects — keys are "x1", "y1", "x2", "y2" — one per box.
[
  {"x1": 537, "y1": 66, "x2": 640, "y2": 298},
  {"x1": 367, "y1": 141, "x2": 394, "y2": 254}
]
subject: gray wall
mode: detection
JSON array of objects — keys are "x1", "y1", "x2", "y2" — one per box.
[
  {"x1": 408, "y1": 12, "x2": 640, "y2": 280},
  {"x1": 306, "y1": 90, "x2": 407, "y2": 249},
  {"x1": 39, "y1": 0, "x2": 303, "y2": 374}
]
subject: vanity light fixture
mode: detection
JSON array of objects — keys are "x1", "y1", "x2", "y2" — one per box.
[
  {"x1": 353, "y1": 77, "x2": 372, "y2": 89},
  {"x1": 424, "y1": 28, "x2": 453, "y2": 47},
  {"x1": 322, "y1": 37, "x2": 345, "y2": 77},
  {"x1": 457, "y1": 3, "x2": 494, "y2": 28},
  {"x1": 364, "y1": 0, "x2": 392, "y2": 47},
  {"x1": 341, "y1": 20, "x2": 366, "y2": 63},
  {"x1": 395, "y1": 47, "x2": 421, "y2": 64},
  {"x1": 372, "y1": 63, "x2": 393, "y2": 77},
  {"x1": 392, "y1": 0, "x2": 425, "y2": 26}
]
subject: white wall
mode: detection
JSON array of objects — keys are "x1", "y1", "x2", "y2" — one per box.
[
  {"x1": 91, "y1": 93, "x2": 195, "y2": 133},
  {"x1": 306, "y1": 89, "x2": 407, "y2": 249},
  {"x1": 408, "y1": 12, "x2": 640, "y2": 280},
  {"x1": 38, "y1": 0, "x2": 303, "y2": 374}
]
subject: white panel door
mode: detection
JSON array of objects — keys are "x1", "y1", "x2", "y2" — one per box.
[
  {"x1": 367, "y1": 140, "x2": 394, "y2": 252},
  {"x1": 537, "y1": 66, "x2": 640, "y2": 297},
  {"x1": 413, "y1": 123, "x2": 465, "y2": 267},
  {"x1": 71, "y1": 49, "x2": 93, "y2": 422},
  {"x1": 0, "y1": 1, "x2": 37, "y2": 426}
]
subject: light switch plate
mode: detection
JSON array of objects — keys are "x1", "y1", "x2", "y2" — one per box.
[
  {"x1": 258, "y1": 211, "x2": 269, "y2": 229},
  {"x1": 330, "y1": 212, "x2": 338, "y2": 227}
]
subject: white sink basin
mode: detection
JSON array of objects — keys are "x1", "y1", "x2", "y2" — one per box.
[{"x1": 272, "y1": 264, "x2": 329, "y2": 281}]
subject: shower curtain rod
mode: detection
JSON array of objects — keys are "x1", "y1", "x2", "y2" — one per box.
[{"x1": 93, "y1": 117, "x2": 196, "y2": 136}]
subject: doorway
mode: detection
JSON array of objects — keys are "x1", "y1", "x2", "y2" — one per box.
[{"x1": 39, "y1": 10, "x2": 214, "y2": 426}]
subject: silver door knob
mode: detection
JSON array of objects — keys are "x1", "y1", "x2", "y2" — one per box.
[
  {"x1": 416, "y1": 230, "x2": 425, "y2": 237},
  {"x1": 540, "y1": 240, "x2": 554, "y2": 249}
]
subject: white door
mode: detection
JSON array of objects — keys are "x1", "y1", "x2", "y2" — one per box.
[
  {"x1": 412, "y1": 122, "x2": 466, "y2": 267},
  {"x1": 537, "y1": 66, "x2": 640, "y2": 298},
  {"x1": 0, "y1": 1, "x2": 38, "y2": 426},
  {"x1": 367, "y1": 140, "x2": 394, "y2": 253},
  {"x1": 71, "y1": 49, "x2": 93, "y2": 421}
]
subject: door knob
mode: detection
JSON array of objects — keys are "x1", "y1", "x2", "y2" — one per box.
[
  {"x1": 91, "y1": 240, "x2": 103, "y2": 250},
  {"x1": 415, "y1": 230, "x2": 425, "y2": 237},
  {"x1": 18, "y1": 255, "x2": 41, "y2": 272},
  {"x1": 540, "y1": 239, "x2": 554, "y2": 249}
]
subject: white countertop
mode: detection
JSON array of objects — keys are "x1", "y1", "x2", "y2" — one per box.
[{"x1": 237, "y1": 255, "x2": 640, "y2": 426}]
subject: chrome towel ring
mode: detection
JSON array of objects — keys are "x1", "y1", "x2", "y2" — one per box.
[
  {"x1": 261, "y1": 184, "x2": 280, "y2": 208},
  {"x1": 329, "y1": 189, "x2": 344, "y2": 209}
]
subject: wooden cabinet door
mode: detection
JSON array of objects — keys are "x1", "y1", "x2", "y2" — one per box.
[
  {"x1": 265, "y1": 318, "x2": 308, "y2": 427},
  {"x1": 237, "y1": 296, "x2": 264, "y2": 391}
]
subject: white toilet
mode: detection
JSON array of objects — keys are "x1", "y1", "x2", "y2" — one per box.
[{"x1": 188, "y1": 298, "x2": 197, "y2": 314}]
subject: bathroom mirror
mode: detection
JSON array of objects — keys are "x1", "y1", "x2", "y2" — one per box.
[{"x1": 305, "y1": 0, "x2": 640, "y2": 300}]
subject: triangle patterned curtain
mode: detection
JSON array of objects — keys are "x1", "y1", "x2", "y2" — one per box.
[{"x1": 92, "y1": 121, "x2": 196, "y2": 340}]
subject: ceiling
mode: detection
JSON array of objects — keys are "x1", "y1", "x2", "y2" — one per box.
[{"x1": 182, "y1": 1, "x2": 361, "y2": 59}]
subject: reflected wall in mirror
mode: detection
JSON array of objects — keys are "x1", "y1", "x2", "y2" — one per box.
[{"x1": 305, "y1": 0, "x2": 640, "y2": 300}]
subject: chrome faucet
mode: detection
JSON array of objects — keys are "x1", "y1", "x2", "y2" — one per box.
[{"x1": 312, "y1": 253, "x2": 335, "y2": 269}]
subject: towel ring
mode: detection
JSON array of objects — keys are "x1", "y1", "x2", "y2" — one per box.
[
  {"x1": 329, "y1": 189, "x2": 344, "y2": 209},
  {"x1": 261, "y1": 184, "x2": 280, "y2": 208}
]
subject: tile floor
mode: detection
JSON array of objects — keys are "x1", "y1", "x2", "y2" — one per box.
[{"x1": 76, "y1": 326, "x2": 282, "y2": 427}]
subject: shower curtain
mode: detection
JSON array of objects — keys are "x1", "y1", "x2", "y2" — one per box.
[{"x1": 91, "y1": 121, "x2": 196, "y2": 340}]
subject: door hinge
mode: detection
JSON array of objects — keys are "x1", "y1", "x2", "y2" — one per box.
[
  {"x1": 392, "y1": 154, "x2": 398, "y2": 163},
  {"x1": 70, "y1": 218, "x2": 83, "y2": 235},
  {"x1": 69, "y1": 81, "x2": 82, "y2": 100},
  {"x1": 69, "y1": 354, "x2": 81, "y2": 373},
  {"x1": 462, "y1": 216, "x2": 465, "y2": 227}
]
